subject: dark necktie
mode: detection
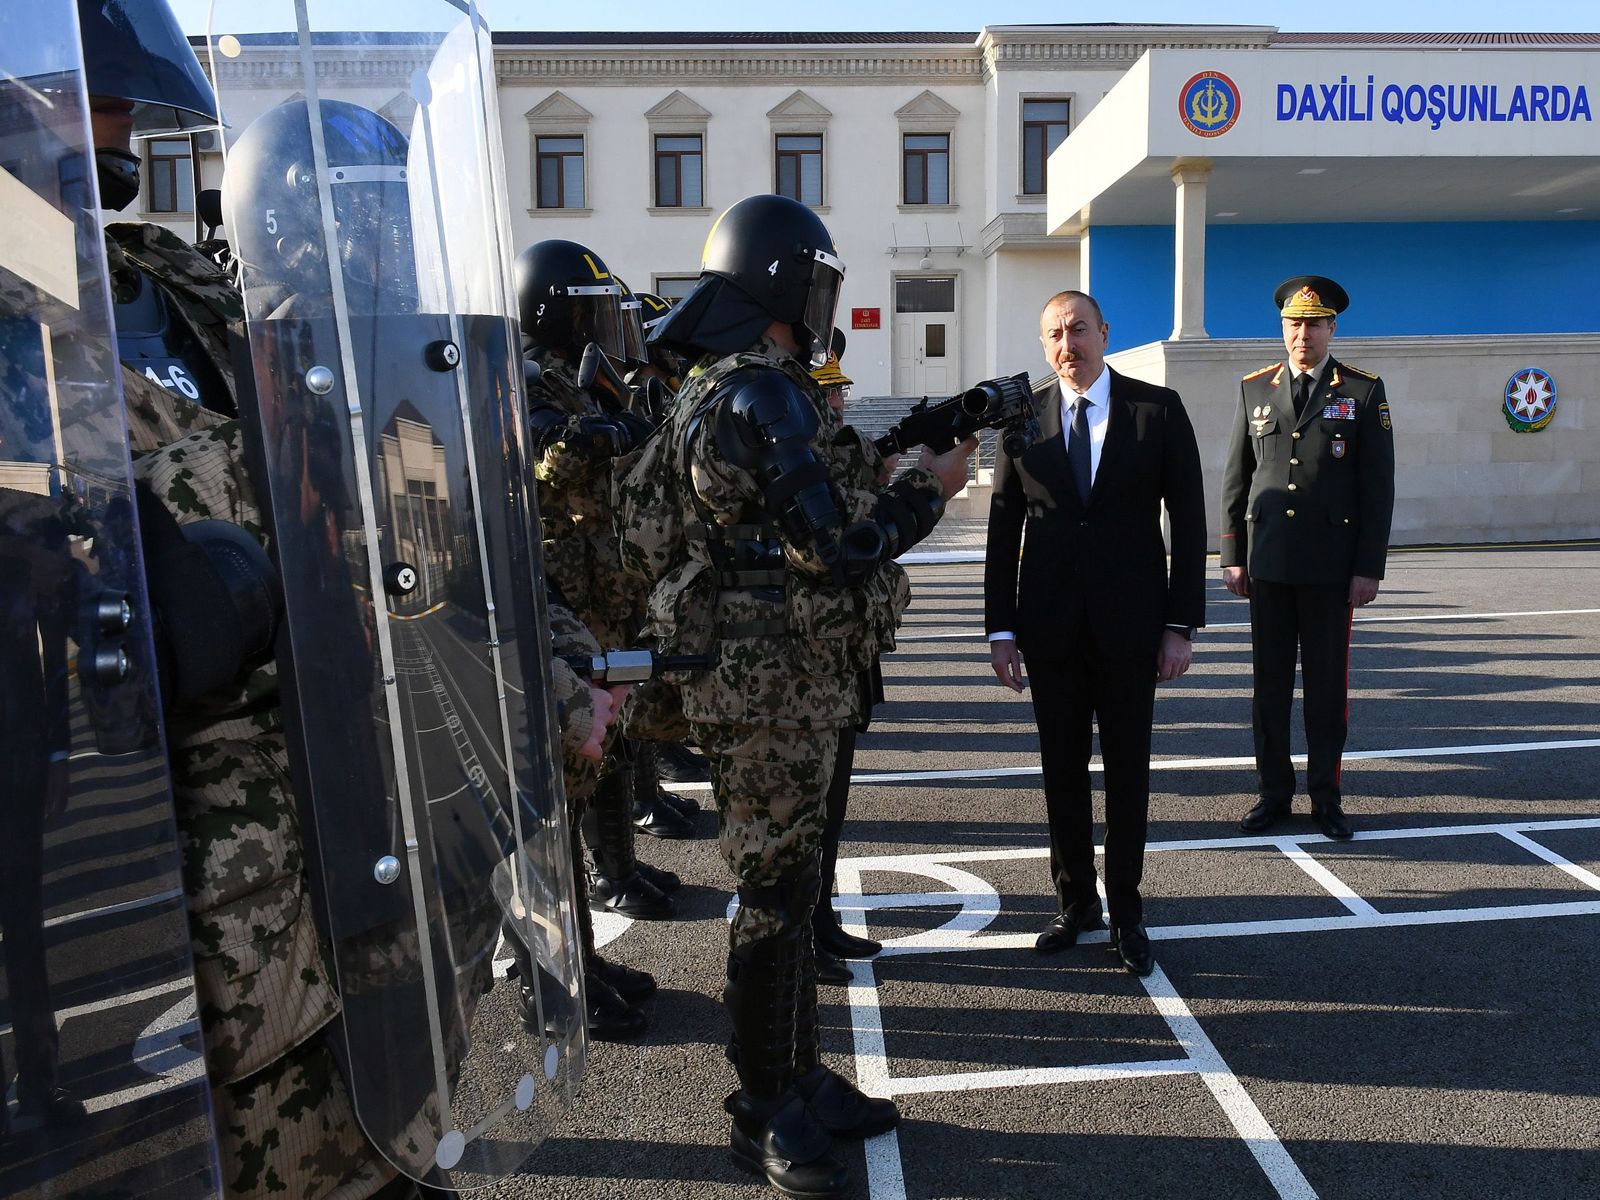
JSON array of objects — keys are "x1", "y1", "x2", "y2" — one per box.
[
  {"x1": 1293, "y1": 372, "x2": 1313, "y2": 418},
  {"x1": 1068, "y1": 394, "x2": 1092, "y2": 505}
]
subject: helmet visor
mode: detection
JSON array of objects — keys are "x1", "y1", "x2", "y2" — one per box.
[
  {"x1": 799, "y1": 247, "x2": 845, "y2": 367},
  {"x1": 619, "y1": 295, "x2": 648, "y2": 365},
  {"x1": 558, "y1": 283, "x2": 625, "y2": 359}
]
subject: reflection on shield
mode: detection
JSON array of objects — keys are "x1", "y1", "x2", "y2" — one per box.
[
  {"x1": 213, "y1": 1, "x2": 585, "y2": 1182},
  {"x1": 1, "y1": 6, "x2": 222, "y2": 1194}
]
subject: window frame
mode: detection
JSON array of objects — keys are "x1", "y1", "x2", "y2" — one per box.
[
  {"x1": 653, "y1": 133, "x2": 704, "y2": 209},
  {"x1": 774, "y1": 132, "x2": 824, "y2": 207},
  {"x1": 534, "y1": 134, "x2": 587, "y2": 210},
  {"x1": 1019, "y1": 95, "x2": 1072, "y2": 199},
  {"x1": 145, "y1": 135, "x2": 194, "y2": 214},
  {"x1": 901, "y1": 132, "x2": 951, "y2": 207}
]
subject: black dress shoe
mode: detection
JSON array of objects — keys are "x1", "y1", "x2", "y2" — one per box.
[
  {"x1": 1314, "y1": 803, "x2": 1354, "y2": 840},
  {"x1": 794, "y1": 1064, "x2": 899, "y2": 1138},
  {"x1": 813, "y1": 920, "x2": 881, "y2": 960},
  {"x1": 1034, "y1": 902, "x2": 1104, "y2": 953},
  {"x1": 813, "y1": 948, "x2": 853, "y2": 986},
  {"x1": 1240, "y1": 798, "x2": 1290, "y2": 832},
  {"x1": 1110, "y1": 924, "x2": 1155, "y2": 977},
  {"x1": 589, "y1": 868, "x2": 675, "y2": 920},
  {"x1": 726, "y1": 1090, "x2": 848, "y2": 1200}
]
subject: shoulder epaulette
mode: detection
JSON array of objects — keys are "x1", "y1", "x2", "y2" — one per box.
[
  {"x1": 1242, "y1": 363, "x2": 1281, "y2": 382},
  {"x1": 1340, "y1": 363, "x2": 1379, "y2": 380}
]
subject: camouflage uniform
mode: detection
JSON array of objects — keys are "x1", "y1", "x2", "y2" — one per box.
[
  {"x1": 112, "y1": 224, "x2": 393, "y2": 1199},
  {"x1": 530, "y1": 348, "x2": 641, "y2": 648},
  {"x1": 630, "y1": 337, "x2": 937, "y2": 946}
]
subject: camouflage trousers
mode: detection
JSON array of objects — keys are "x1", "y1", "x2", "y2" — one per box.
[{"x1": 692, "y1": 721, "x2": 839, "y2": 949}]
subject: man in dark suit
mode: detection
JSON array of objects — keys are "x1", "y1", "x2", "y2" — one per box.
[
  {"x1": 1220, "y1": 277, "x2": 1395, "y2": 840},
  {"x1": 985, "y1": 290, "x2": 1207, "y2": 977}
]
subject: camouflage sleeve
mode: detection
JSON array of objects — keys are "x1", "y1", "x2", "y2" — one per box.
[
  {"x1": 552, "y1": 658, "x2": 594, "y2": 756},
  {"x1": 130, "y1": 397, "x2": 266, "y2": 538}
]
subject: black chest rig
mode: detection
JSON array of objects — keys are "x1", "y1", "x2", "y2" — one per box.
[{"x1": 115, "y1": 269, "x2": 234, "y2": 417}]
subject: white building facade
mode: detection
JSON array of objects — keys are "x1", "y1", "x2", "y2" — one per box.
[{"x1": 152, "y1": 24, "x2": 1599, "y2": 544}]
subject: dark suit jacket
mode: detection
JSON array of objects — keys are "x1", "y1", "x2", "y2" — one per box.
[
  {"x1": 983, "y1": 368, "x2": 1208, "y2": 663},
  {"x1": 1218, "y1": 357, "x2": 1395, "y2": 587}
]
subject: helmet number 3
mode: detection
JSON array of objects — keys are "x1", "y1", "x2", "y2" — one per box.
[{"x1": 767, "y1": 260, "x2": 779, "y2": 276}]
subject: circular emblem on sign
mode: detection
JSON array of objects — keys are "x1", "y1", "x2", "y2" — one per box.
[
  {"x1": 1179, "y1": 71, "x2": 1241, "y2": 137},
  {"x1": 1503, "y1": 368, "x2": 1557, "y2": 432}
]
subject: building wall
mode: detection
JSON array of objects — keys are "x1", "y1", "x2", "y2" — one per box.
[
  {"x1": 1110, "y1": 333, "x2": 1599, "y2": 549},
  {"x1": 1087, "y1": 220, "x2": 1600, "y2": 349}
]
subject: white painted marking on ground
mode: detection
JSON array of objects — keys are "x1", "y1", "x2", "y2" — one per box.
[
  {"x1": 1142, "y1": 963, "x2": 1319, "y2": 1199},
  {"x1": 1497, "y1": 830, "x2": 1600, "y2": 893},
  {"x1": 1276, "y1": 841, "x2": 1381, "y2": 918},
  {"x1": 895, "y1": 606, "x2": 1600, "y2": 640},
  {"x1": 838, "y1": 738, "x2": 1600, "y2": 787},
  {"x1": 887, "y1": 1057, "x2": 1195, "y2": 1097}
]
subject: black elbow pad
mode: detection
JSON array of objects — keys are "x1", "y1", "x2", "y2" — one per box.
[
  {"x1": 711, "y1": 369, "x2": 844, "y2": 570},
  {"x1": 872, "y1": 482, "x2": 945, "y2": 559}
]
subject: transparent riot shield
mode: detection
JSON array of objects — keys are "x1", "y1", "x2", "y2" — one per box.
[
  {"x1": 206, "y1": 2, "x2": 585, "y2": 1186},
  {"x1": 0, "y1": 5, "x2": 222, "y2": 1197}
]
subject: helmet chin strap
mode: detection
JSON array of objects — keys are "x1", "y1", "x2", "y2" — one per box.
[{"x1": 95, "y1": 148, "x2": 141, "y2": 211}]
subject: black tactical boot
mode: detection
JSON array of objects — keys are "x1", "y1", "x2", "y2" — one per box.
[
  {"x1": 638, "y1": 739, "x2": 703, "y2": 817},
  {"x1": 584, "y1": 967, "x2": 647, "y2": 1042},
  {"x1": 591, "y1": 954, "x2": 657, "y2": 1004},
  {"x1": 585, "y1": 770, "x2": 675, "y2": 918},
  {"x1": 632, "y1": 742, "x2": 700, "y2": 838},
  {"x1": 793, "y1": 927, "x2": 899, "y2": 1138},
  {"x1": 724, "y1": 926, "x2": 847, "y2": 1199},
  {"x1": 655, "y1": 739, "x2": 710, "y2": 784},
  {"x1": 634, "y1": 860, "x2": 682, "y2": 893}
]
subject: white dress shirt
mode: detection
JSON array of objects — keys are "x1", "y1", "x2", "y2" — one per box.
[
  {"x1": 989, "y1": 366, "x2": 1111, "y2": 644},
  {"x1": 1289, "y1": 357, "x2": 1330, "y2": 394}
]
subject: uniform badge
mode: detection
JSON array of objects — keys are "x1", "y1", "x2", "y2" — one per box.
[
  {"x1": 1320, "y1": 399, "x2": 1356, "y2": 421},
  {"x1": 1249, "y1": 404, "x2": 1271, "y2": 436},
  {"x1": 1378, "y1": 399, "x2": 1393, "y2": 431},
  {"x1": 1331, "y1": 438, "x2": 1347, "y2": 459}
]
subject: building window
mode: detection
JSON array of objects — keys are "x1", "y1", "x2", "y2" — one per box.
[
  {"x1": 147, "y1": 137, "x2": 193, "y2": 213},
  {"x1": 775, "y1": 134, "x2": 823, "y2": 206},
  {"x1": 1021, "y1": 99, "x2": 1071, "y2": 196},
  {"x1": 902, "y1": 133, "x2": 949, "y2": 206},
  {"x1": 654, "y1": 135, "x2": 702, "y2": 208},
  {"x1": 653, "y1": 275, "x2": 698, "y2": 303},
  {"x1": 535, "y1": 136, "x2": 585, "y2": 209}
]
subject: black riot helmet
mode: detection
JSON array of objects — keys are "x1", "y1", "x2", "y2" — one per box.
[
  {"x1": 224, "y1": 99, "x2": 415, "y2": 318},
  {"x1": 616, "y1": 277, "x2": 649, "y2": 367},
  {"x1": 514, "y1": 239, "x2": 625, "y2": 362},
  {"x1": 76, "y1": 0, "x2": 220, "y2": 210},
  {"x1": 649, "y1": 193, "x2": 844, "y2": 366}
]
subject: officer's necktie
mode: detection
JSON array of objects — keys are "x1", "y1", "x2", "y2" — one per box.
[
  {"x1": 1068, "y1": 394, "x2": 1092, "y2": 505},
  {"x1": 1293, "y1": 371, "x2": 1312, "y2": 419}
]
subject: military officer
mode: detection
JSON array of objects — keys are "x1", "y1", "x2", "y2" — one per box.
[{"x1": 1220, "y1": 276, "x2": 1396, "y2": 840}]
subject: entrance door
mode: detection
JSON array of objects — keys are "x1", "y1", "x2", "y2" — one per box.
[{"x1": 891, "y1": 276, "x2": 959, "y2": 397}]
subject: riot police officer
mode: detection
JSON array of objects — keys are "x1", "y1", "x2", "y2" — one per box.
[
  {"x1": 516, "y1": 238, "x2": 673, "y2": 1039},
  {"x1": 628, "y1": 194, "x2": 974, "y2": 1198}
]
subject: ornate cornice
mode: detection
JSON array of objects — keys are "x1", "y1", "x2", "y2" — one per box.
[
  {"x1": 976, "y1": 25, "x2": 1276, "y2": 80},
  {"x1": 492, "y1": 47, "x2": 981, "y2": 88}
]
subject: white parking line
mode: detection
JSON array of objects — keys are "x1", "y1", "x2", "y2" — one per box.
[
  {"x1": 895, "y1": 606, "x2": 1600, "y2": 640},
  {"x1": 838, "y1": 812, "x2": 1600, "y2": 1198}
]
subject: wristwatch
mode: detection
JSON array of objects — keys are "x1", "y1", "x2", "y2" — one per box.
[{"x1": 1166, "y1": 624, "x2": 1195, "y2": 640}]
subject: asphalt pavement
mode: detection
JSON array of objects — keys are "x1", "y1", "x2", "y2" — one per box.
[{"x1": 502, "y1": 542, "x2": 1600, "y2": 1200}]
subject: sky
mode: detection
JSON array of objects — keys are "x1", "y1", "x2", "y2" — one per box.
[{"x1": 171, "y1": 0, "x2": 1599, "y2": 35}]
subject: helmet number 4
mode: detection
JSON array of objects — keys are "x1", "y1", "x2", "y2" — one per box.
[
  {"x1": 144, "y1": 364, "x2": 201, "y2": 401},
  {"x1": 767, "y1": 260, "x2": 779, "y2": 276}
]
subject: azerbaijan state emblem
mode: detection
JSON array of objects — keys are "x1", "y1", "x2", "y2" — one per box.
[
  {"x1": 1503, "y1": 368, "x2": 1557, "y2": 433},
  {"x1": 1179, "y1": 71, "x2": 1241, "y2": 137}
]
